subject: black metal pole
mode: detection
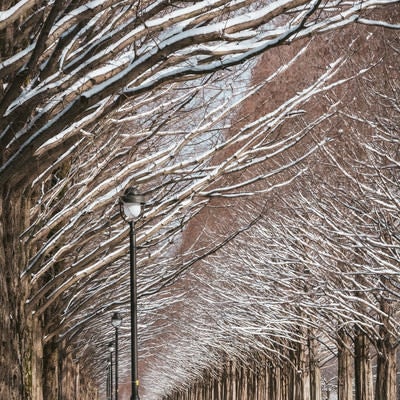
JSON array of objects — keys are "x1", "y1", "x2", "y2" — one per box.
[
  {"x1": 110, "y1": 351, "x2": 113, "y2": 400},
  {"x1": 106, "y1": 362, "x2": 110, "y2": 400},
  {"x1": 129, "y1": 220, "x2": 140, "y2": 400},
  {"x1": 115, "y1": 327, "x2": 119, "y2": 400}
]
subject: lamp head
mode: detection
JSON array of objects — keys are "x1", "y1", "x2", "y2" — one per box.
[
  {"x1": 120, "y1": 187, "x2": 145, "y2": 220},
  {"x1": 111, "y1": 312, "x2": 123, "y2": 328},
  {"x1": 108, "y1": 341, "x2": 115, "y2": 353}
]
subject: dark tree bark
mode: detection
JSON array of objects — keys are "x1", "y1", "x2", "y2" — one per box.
[
  {"x1": 354, "y1": 327, "x2": 373, "y2": 400},
  {"x1": 337, "y1": 329, "x2": 353, "y2": 400},
  {"x1": 375, "y1": 297, "x2": 398, "y2": 400},
  {"x1": 0, "y1": 188, "x2": 32, "y2": 399}
]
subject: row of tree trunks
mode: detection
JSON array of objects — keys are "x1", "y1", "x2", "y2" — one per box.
[
  {"x1": 336, "y1": 326, "x2": 397, "y2": 400},
  {"x1": 42, "y1": 339, "x2": 99, "y2": 400},
  {"x1": 0, "y1": 190, "x2": 32, "y2": 399},
  {"x1": 164, "y1": 335, "x2": 321, "y2": 400},
  {"x1": 0, "y1": 187, "x2": 99, "y2": 399},
  {"x1": 165, "y1": 328, "x2": 397, "y2": 400}
]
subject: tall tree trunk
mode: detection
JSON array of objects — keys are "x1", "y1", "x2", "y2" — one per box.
[
  {"x1": 220, "y1": 366, "x2": 224, "y2": 400},
  {"x1": 309, "y1": 333, "x2": 321, "y2": 400},
  {"x1": 0, "y1": 189, "x2": 34, "y2": 399},
  {"x1": 230, "y1": 361, "x2": 235, "y2": 400},
  {"x1": 263, "y1": 361, "x2": 272, "y2": 400},
  {"x1": 270, "y1": 364, "x2": 282, "y2": 400},
  {"x1": 375, "y1": 343, "x2": 397, "y2": 400},
  {"x1": 258, "y1": 358, "x2": 266, "y2": 399},
  {"x1": 375, "y1": 296, "x2": 398, "y2": 400},
  {"x1": 354, "y1": 327, "x2": 373, "y2": 400},
  {"x1": 31, "y1": 316, "x2": 44, "y2": 400},
  {"x1": 281, "y1": 363, "x2": 289, "y2": 400},
  {"x1": 43, "y1": 340, "x2": 60, "y2": 399},
  {"x1": 239, "y1": 363, "x2": 246, "y2": 400},
  {"x1": 298, "y1": 339, "x2": 310, "y2": 400},
  {"x1": 61, "y1": 343, "x2": 76, "y2": 400},
  {"x1": 337, "y1": 328, "x2": 353, "y2": 400},
  {"x1": 74, "y1": 362, "x2": 81, "y2": 399},
  {"x1": 288, "y1": 349, "x2": 296, "y2": 400}
]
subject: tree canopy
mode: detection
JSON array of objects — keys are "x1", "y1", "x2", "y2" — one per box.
[{"x1": 0, "y1": 0, "x2": 399, "y2": 398}]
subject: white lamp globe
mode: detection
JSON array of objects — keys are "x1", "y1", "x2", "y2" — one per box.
[
  {"x1": 111, "y1": 312, "x2": 123, "y2": 328},
  {"x1": 123, "y1": 202, "x2": 142, "y2": 219}
]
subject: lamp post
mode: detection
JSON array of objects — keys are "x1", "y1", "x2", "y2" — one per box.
[
  {"x1": 106, "y1": 359, "x2": 110, "y2": 400},
  {"x1": 111, "y1": 312, "x2": 123, "y2": 400},
  {"x1": 108, "y1": 342, "x2": 115, "y2": 400},
  {"x1": 120, "y1": 186, "x2": 144, "y2": 400}
]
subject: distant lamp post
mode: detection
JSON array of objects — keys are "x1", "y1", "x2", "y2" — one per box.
[
  {"x1": 108, "y1": 342, "x2": 115, "y2": 400},
  {"x1": 111, "y1": 312, "x2": 123, "y2": 400},
  {"x1": 106, "y1": 359, "x2": 110, "y2": 400},
  {"x1": 120, "y1": 186, "x2": 144, "y2": 400}
]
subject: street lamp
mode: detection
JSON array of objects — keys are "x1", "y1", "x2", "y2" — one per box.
[
  {"x1": 111, "y1": 312, "x2": 123, "y2": 400},
  {"x1": 120, "y1": 186, "x2": 144, "y2": 400},
  {"x1": 108, "y1": 342, "x2": 115, "y2": 400}
]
